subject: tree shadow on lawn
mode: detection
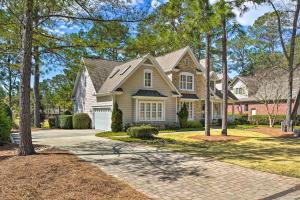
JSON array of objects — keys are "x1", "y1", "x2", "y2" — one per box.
[
  {"x1": 64, "y1": 140, "x2": 211, "y2": 182},
  {"x1": 173, "y1": 138, "x2": 300, "y2": 162}
]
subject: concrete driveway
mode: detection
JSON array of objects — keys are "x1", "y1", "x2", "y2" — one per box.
[
  {"x1": 32, "y1": 129, "x2": 99, "y2": 146},
  {"x1": 32, "y1": 129, "x2": 300, "y2": 200}
]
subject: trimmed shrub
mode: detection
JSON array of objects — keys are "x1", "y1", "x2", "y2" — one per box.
[
  {"x1": 0, "y1": 108, "x2": 11, "y2": 145},
  {"x1": 187, "y1": 120, "x2": 203, "y2": 128},
  {"x1": 63, "y1": 110, "x2": 72, "y2": 115},
  {"x1": 41, "y1": 120, "x2": 50, "y2": 129},
  {"x1": 48, "y1": 117, "x2": 57, "y2": 128},
  {"x1": 177, "y1": 103, "x2": 188, "y2": 128},
  {"x1": 127, "y1": 125, "x2": 158, "y2": 139},
  {"x1": 58, "y1": 115, "x2": 73, "y2": 129},
  {"x1": 73, "y1": 113, "x2": 91, "y2": 129},
  {"x1": 250, "y1": 115, "x2": 286, "y2": 125},
  {"x1": 233, "y1": 114, "x2": 248, "y2": 125},
  {"x1": 111, "y1": 102, "x2": 123, "y2": 132}
]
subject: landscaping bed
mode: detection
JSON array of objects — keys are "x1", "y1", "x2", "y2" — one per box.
[{"x1": 0, "y1": 148, "x2": 150, "y2": 200}]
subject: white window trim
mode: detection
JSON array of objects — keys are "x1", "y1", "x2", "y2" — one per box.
[
  {"x1": 138, "y1": 100, "x2": 165, "y2": 122},
  {"x1": 179, "y1": 72, "x2": 194, "y2": 91},
  {"x1": 144, "y1": 69, "x2": 153, "y2": 88}
]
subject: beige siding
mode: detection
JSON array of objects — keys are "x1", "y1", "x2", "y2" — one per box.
[
  {"x1": 74, "y1": 68, "x2": 98, "y2": 119},
  {"x1": 116, "y1": 64, "x2": 177, "y2": 124},
  {"x1": 171, "y1": 53, "x2": 205, "y2": 120}
]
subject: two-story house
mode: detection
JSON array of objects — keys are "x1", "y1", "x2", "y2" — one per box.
[{"x1": 72, "y1": 47, "x2": 237, "y2": 130}]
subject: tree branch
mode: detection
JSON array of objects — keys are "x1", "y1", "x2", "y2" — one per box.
[{"x1": 268, "y1": 0, "x2": 289, "y2": 61}]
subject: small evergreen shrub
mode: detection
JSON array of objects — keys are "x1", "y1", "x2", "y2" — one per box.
[
  {"x1": 177, "y1": 103, "x2": 188, "y2": 128},
  {"x1": 187, "y1": 120, "x2": 203, "y2": 128},
  {"x1": 233, "y1": 114, "x2": 249, "y2": 125},
  {"x1": 127, "y1": 125, "x2": 158, "y2": 139},
  {"x1": 58, "y1": 115, "x2": 73, "y2": 129},
  {"x1": 73, "y1": 113, "x2": 91, "y2": 129},
  {"x1": 111, "y1": 102, "x2": 123, "y2": 132},
  {"x1": 0, "y1": 108, "x2": 11, "y2": 145},
  {"x1": 48, "y1": 117, "x2": 57, "y2": 128},
  {"x1": 63, "y1": 110, "x2": 72, "y2": 115}
]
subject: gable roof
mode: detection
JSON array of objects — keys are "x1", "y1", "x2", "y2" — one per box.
[
  {"x1": 230, "y1": 76, "x2": 259, "y2": 96},
  {"x1": 83, "y1": 58, "x2": 123, "y2": 92},
  {"x1": 233, "y1": 68, "x2": 300, "y2": 101},
  {"x1": 155, "y1": 46, "x2": 204, "y2": 73},
  {"x1": 97, "y1": 54, "x2": 180, "y2": 95}
]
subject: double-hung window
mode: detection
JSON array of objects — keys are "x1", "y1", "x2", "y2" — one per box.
[
  {"x1": 180, "y1": 72, "x2": 194, "y2": 90},
  {"x1": 144, "y1": 69, "x2": 152, "y2": 88},
  {"x1": 139, "y1": 101, "x2": 163, "y2": 121},
  {"x1": 178, "y1": 102, "x2": 194, "y2": 120}
]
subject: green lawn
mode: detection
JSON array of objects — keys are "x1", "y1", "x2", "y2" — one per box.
[{"x1": 96, "y1": 129, "x2": 300, "y2": 178}]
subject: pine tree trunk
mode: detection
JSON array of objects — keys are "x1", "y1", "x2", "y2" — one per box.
[
  {"x1": 8, "y1": 59, "x2": 12, "y2": 108},
  {"x1": 286, "y1": 0, "x2": 300, "y2": 132},
  {"x1": 292, "y1": 89, "x2": 300, "y2": 119},
  {"x1": 221, "y1": 15, "x2": 228, "y2": 136},
  {"x1": 18, "y1": 0, "x2": 35, "y2": 156},
  {"x1": 205, "y1": 32, "x2": 211, "y2": 136},
  {"x1": 33, "y1": 47, "x2": 41, "y2": 128}
]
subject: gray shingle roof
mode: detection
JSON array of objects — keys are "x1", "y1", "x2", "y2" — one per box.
[
  {"x1": 155, "y1": 47, "x2": 189, "y2": 72},
  {"x1": 132, "y1": 89, "x2": 167, "y2": 97},
  {"x1": 212, "y1": 88, "x2": 238, "y2": 100},
  {"x1": 98, "y1": 56, "x2": 146, "y2": 94},
  {"x1": 83, "y1": 58, "x2": 123, "y2": 92},
  {"x1": 181, "y1": 93, "x2": 199, "y2": 99}
]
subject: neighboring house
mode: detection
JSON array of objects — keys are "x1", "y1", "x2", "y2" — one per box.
[
  {"x1": 228, "y1": 70, "x2": 300, "y2": 116},
  {"x1": 72, "y1": 47, "x2": 237, "y2": 130}
]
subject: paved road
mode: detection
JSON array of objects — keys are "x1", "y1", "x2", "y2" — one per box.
[{"x1": 33, "y1": 129, "x2": 300, "y2": 200}]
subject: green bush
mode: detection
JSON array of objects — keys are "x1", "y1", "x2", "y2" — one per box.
[
  {"x1": 0, "y1": 103, "x2": 12, "y2": 119},
  {"x1": 73, "y1": 113, "x2": 91, "y2": 129},
  {"x1": 63, "y1": 110, "x2": 72, "y2": 115},
  {"x1": 295, "y1": 115, "x2": 300, "y2": 126},
  {"x1": 58, "y1": 115, "x2": 73, "y2": 129},
  {"x1": 232, "y1": 114, "x2": 249, "y2": 125},
  {"x1": 187, "y1": 120, "x2": 202, "y2": 128},
  {"x1": 250, "y1": 115, "x2": 286, "y2": 125},
  {"x1": 48, "y1": 117, "x2": 57, "y2": 128},
  {"x1": 177, "y1": 103, "x2": 188, "y2": 128},
  {"x1": 127, "y1": 125, "x2": 158, "y2": 139},
  {"x1": 111, "y1": 102, "x2": 123, "y2": 132},
  {"x1": 0, "y1": 108, "x2": 11, "y2": 145}
]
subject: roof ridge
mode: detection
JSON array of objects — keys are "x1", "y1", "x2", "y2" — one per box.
[{"x1": 155, "y1": 46, "x2": 189, "y2": 58}]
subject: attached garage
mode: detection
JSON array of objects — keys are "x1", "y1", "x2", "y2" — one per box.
[{"x1": 93, "y1": 107, "x2": 112, "y2": 131}]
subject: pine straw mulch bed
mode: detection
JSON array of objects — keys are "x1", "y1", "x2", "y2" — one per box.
[
  {"x1": 0, "y1": 147, "x2": 151, "y2": 200},
  {"x1": 188, "y1": 135, "x2": 245, "y2": 142},
  {"x1": 248, "y1": 127, "x2": 294, "y2": 138}
]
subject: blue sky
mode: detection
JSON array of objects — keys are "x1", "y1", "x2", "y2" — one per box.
[{"x1": 41, "y1": 0, "x2": 274, "y2": 80}]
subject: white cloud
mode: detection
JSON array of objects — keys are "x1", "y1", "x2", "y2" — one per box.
[
  {"x1": 233, "y1": 2, "x2": 273, "y2": 26},
  {"x1": 151, "y1": 0, "x2": 161, "y2": 8}
]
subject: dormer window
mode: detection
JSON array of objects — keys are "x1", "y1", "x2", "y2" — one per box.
[
  {"x1": 180, "y1": 72, "x2": 194, "y2": 91},
  {"x1": 235, "y1": 88, "x2": 244, "y2": 94},
  {"x1": 144, "y1": 69, "x2": 152, "y2": 88}
]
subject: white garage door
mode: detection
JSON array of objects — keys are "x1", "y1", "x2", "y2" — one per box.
[{"x1": 94, "y1": 108, "x2": 112, "y2": 131}]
